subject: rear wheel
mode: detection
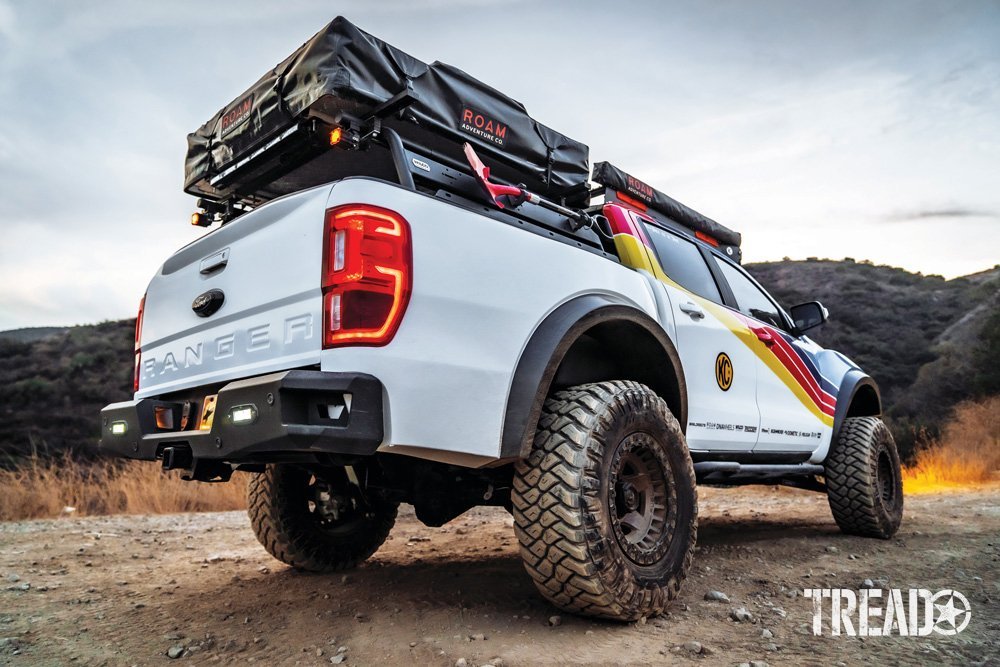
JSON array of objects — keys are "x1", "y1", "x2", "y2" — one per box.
[
  {"x1": 247, "y1": 463, "x2": 397, "y2": 572},
  {"x1": 512, "y1": 381, "x2": 697, "y2": 621},
  {"x1": 825, "y1": 417, "x2": 903, "y2": 539}
]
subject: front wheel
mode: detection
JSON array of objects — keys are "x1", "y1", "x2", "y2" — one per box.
[
  {"x1": 825, "y1": 416, "x2": 903, "y2": 539},
  {"x1": 512, "y1": 381, "x2": 697, "y2": 621},
  {"x1": 247, "y1": 463, "x2": 398, "y2": 572}
]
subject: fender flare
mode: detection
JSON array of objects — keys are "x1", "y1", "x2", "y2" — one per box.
[
  {"x1": 831, "y1": 370, "x2": 882, "y2": 444},
  {"x1": 499, "y1": 294, "x2": 687, "y2": 459}
]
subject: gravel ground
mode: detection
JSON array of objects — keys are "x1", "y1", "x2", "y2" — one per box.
[{"x1": 1, "y1": 485, "x2": 998, "y2": 666}]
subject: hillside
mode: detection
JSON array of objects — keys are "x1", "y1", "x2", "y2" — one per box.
[
  {"x1": 0, "y1": 260, "x2": 997, "y2": 462},
  {"x1": 0, "y1": 326, "x2": 70, "y2": 344},
  {"x1": 0, "y1": 320, "x2": 134, "y2": 463}
]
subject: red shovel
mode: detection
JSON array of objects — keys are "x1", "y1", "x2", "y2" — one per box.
[{"x1": 463, "y1": 142, "x2": 593, "y2": 230}]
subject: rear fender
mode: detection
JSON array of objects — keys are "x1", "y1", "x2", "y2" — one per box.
[{"x1": 500, "y1": 294, "x2": 687, "y2": 459}]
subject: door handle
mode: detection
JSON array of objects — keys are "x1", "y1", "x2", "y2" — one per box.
[
  {"x1": 199, "y1": 248, "x2": 230, "y2": 275},
  {"x1": 753, "y1": 327, "x2": 776, "y2": 347},
  {"x1": 679, "y1": 302, "x2": 705, "y2": 319}
]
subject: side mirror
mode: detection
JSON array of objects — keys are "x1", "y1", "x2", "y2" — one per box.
[{"x1": 790, "y1": 301, "x2": 828, "y2": 334}]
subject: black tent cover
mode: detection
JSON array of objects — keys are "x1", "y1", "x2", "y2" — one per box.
[
  {"x1": 592, "y1": 161, "x2": 742, "y2": 248},
  {"x1": 185, "y1": 16, "x2": 589, "y2": 203}
]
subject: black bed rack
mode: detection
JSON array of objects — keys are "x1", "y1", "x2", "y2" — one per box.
[{"x1": 192, "y1": 89, "x2": 611, "y2": 257}]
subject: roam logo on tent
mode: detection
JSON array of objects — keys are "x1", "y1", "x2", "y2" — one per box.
[
  {"x1": 625, "y1": 174, "x2": 654, "y2": 203},
  {"x1": 460, "y1": 107, "x2": 508, "y2": 147},
  {"x1": 221, "y1": 94, "x2": 254, "y2": 137},
  {"x1": 804, "y1": 588, "x2": 972, "y2": 637}
]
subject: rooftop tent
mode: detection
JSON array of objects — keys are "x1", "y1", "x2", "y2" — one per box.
[
  {"x1": 592, "y1": 161, "x2": 742, "y2": 260},
  {"x1": 184, "y1": 17, "x2": 590, "y2": 207}
]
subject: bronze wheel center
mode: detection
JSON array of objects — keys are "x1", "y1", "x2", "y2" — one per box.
[{"x1": 608, "y1": 433, "x2": 677, "y2": 566}]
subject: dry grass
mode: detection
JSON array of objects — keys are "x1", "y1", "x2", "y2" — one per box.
[
  {"x1": 3, "y1": 397, "x2": 998, "y2": 520},
  {"x1": 903, "y1": 396, "x2": 1000, "y2": 494},
  {"x1": 0, "y1": 454, "x2": 247, "y2": 522}
]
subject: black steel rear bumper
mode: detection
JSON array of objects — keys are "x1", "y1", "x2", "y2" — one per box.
[{"x1": 99, "y1": 371, "x2": 384, "y2": 469}]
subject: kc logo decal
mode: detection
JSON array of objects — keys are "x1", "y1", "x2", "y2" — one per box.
[{"x1": 716, "y1": 353, "x2": 733, "y2": 391}]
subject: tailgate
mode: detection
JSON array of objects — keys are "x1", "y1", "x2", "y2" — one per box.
[{"x1": 136, "y1": 185, "x2": 333, "y2": 398}]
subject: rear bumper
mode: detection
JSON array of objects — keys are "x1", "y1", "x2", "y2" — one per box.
[{"x1": 99, "y1": 370, "x2": 384, "y2": 467}]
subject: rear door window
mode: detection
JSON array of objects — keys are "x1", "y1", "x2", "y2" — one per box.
[
  {"x1": 643, "y1": 224, "x2": 722, "y2": 302},
  {"x1": 712, "y1": 258, "x2": 786, "y2": 330}
]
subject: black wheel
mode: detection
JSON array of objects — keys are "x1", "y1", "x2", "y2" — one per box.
[
  {"x1": 511, "y1": 381, "x2": 697, "y2": 621},
  {"x1": 247, "y1": 463, "x2": 397, "y2": 572},
  {"x1": 825, "y1": 417, "x2": 903, "y2": 539}
]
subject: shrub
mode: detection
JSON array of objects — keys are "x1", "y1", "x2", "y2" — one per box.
[{"x1": 903, "y1": 397, "x2": 1000, "y2": 493}]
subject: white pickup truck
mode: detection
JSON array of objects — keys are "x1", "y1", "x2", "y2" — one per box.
[{"x1": 100, "y1": 17, "x2": 903, "y2": 621}]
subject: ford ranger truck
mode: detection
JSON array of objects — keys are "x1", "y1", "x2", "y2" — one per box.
[{"x1": 100, "y1": 16, "x2": 902, "y2": 622}]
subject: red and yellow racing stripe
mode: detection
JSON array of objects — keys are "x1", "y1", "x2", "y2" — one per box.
[{"x1": 606, "y1": 216, "x2": 836, "y2": 427}]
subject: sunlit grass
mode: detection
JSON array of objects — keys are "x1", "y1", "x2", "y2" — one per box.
[
  {"x1": 0, "y1": 453, "x2": 247, "y2": 521},
  {"x1": 903, "y1": 397, "x2": 1000, "y2": 494}
]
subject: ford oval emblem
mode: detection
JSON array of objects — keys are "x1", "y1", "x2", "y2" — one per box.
[{"x1": 192, "y1": 289, "x2": 225, "y2": 317}]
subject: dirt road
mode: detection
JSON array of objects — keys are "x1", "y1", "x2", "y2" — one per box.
[{"x1": 2, "y1": 486, "x2": 998, "y2": 666}]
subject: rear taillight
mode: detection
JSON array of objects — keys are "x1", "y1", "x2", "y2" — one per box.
[
  {"x1": 134, "y1": 295, "x2": 145, "y2": 392},
  {"x1": 322, "y1": 205, "x2": 412, "y2": 348}
]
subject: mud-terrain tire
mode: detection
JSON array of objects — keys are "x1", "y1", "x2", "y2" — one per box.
[
  {"x1": 825, "y1": 416, "x2": 903, "y2": 539},
  {"x1": 247, "y1": 464, "x2": 397, "y2": 572},
  {"x1": 512, "y1": 381, "x2": 697, "y2": 621}
]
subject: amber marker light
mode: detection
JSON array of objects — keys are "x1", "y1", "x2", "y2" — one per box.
[{"x1": 329, "y1": 126, "x2": 343, "y2": 146}]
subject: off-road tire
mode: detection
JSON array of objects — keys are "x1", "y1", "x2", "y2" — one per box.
[
  {"x1": 825, "y1": 416, "x2": 903, "y2": 539},
  {"x1": 247, "y1": 464, "x2": 397, "y2": 572},
  {"x1": 512, "y1": 381, "x2": 697, "y2": 621}
]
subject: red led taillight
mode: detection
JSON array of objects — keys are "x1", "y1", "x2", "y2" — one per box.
[
  {"x1": 322, "y1": 205, "x2": 412, "y2": 348},
  {"x1": 133, "y1": 295, "x2": 145, "y2": 392}
]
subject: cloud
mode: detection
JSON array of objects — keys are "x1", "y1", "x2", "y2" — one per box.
[
  {"x1": 1, "y1": 1, "x2": 999, "y2": 328},
  {"x1": 882, "y1": 208, "x2": 998, "y2": 223},
  {"x1": 0, "y1": 3, "x2": 13, "y2": 40}
]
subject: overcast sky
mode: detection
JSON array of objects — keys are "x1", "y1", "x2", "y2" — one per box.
[{"x1": 1, "y1": 0, "x2": 998, "y2": 329}]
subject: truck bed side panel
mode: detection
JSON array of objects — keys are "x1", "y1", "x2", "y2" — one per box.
[{"x1": 320, "y1": 179, "x2": 659, "y2": 464}]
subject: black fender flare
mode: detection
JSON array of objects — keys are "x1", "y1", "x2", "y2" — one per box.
[
  {"x1": 499, "y1": 294, "x2": 687, "y2": 459},
  {"x1": 831, "y1": 370, "x2": 882, "y2": 444}
]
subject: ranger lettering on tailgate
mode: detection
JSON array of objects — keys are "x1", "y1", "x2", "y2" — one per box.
[{"x1": 142, "y1": 314, "x2": 314, "y2": 378}]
